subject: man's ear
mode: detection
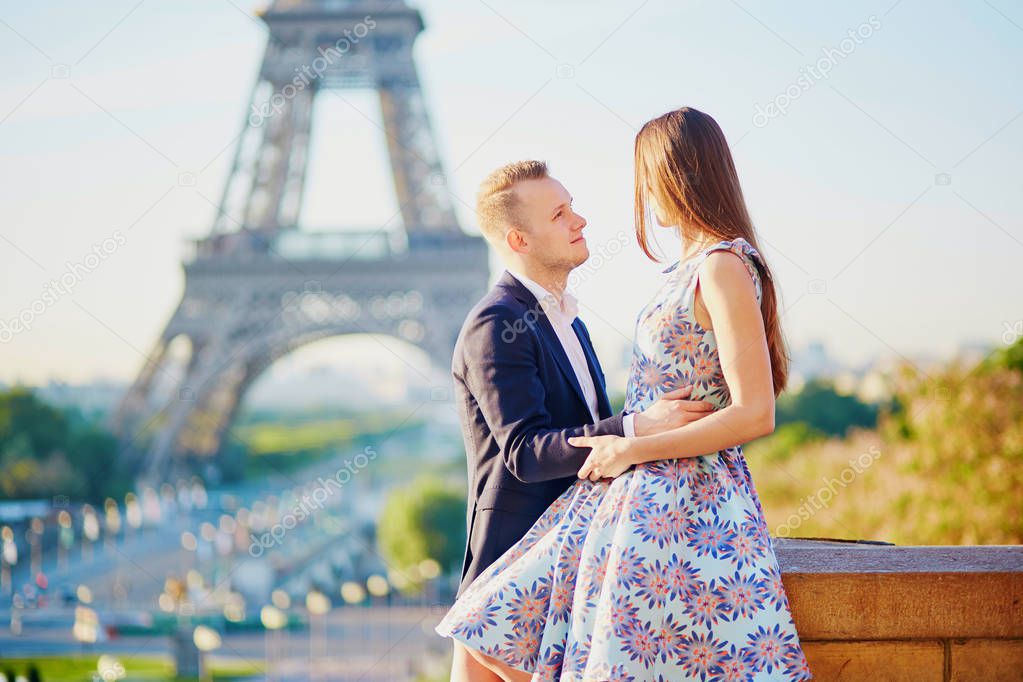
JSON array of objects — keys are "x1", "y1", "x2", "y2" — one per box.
[{"x1": 505, "y1": 226, "x2": 528, "y2": 254}]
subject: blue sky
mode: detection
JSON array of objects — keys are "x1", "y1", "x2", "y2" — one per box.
[{"x1": 1, "y1": 0, "x2": 1021, "y2": 386}]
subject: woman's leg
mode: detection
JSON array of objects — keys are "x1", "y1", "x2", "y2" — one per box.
[
  {"x1": 451, "y1": 641, "x2": 503, "y2": 682},
  {"x1": 452, "y1": 641, "x2": 533, "y2": 682},
  {"x1": 464, "y1": 645, "x2": 533, "y2": 682}
]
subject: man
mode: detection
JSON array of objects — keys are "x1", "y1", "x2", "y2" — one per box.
[{"x1": 449, "y1": 160, "x2": 713, "y2": 681}]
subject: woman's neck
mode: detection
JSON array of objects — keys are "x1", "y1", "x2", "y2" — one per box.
[{"x1": 680, "y1": 236, "x2": 718, "y2": 263}]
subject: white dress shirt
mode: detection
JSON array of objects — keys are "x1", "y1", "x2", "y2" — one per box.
[{"x1": 507, "y1": 270, "x2": 636, "y2": 438}]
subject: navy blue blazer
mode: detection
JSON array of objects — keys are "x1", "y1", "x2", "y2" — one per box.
[{"x1": 452, "y1": 270, "x2": 626, "y2": 597}]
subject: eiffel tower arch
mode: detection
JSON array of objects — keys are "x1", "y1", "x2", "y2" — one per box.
[{"x1": 110, "y1": 0, "x2": 489, "y2": 487}]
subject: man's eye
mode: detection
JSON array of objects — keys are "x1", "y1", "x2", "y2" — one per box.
[{"x1": 554, "y1": 211, "x2": 562, "y2": 220}]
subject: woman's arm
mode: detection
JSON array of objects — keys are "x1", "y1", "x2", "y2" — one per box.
[{"x1": 571, "y1": 251, "x2": 775, "y2": 480}]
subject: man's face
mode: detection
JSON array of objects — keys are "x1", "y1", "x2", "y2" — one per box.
[{"x1": 508, "y1": 176, "x2": 589, "y2": 271}]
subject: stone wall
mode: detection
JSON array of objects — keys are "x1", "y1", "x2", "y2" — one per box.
[{"x1": 776, "y1": 538, "x2": 1023, "y2": 680}]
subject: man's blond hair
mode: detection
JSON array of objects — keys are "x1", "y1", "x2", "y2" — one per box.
[{"x1": 476, "y1": 160, "x2": 549, "y2": 244}]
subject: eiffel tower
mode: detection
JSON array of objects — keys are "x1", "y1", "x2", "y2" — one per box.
[{"x1": 110, "y1": 0, "x2": 489, "y2": 487}]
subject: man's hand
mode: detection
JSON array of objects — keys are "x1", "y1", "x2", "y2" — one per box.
[
  {"x1": 632, "y1": 385, "x2": 715, "y2": 436},
  {"x1": 568, "y1": 435, "x2": 634, "y2": 481}
]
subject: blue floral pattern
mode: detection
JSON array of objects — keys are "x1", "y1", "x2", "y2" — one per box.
[{"x1": 436, "y1": 238, "x2": 812, "y2": 681}]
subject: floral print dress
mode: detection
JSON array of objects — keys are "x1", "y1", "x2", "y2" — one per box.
[{"x1": 436, "y1": 238, "x2": 812, "y2": 681}]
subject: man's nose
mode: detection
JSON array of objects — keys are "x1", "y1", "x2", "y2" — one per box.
[{"x1": 575, "y1": 212, "x2": 587, "y2": 230}]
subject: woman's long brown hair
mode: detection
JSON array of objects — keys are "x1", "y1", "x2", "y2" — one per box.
[{"x1": 634, "y1": 106, "x2": 789, "y2": 396}]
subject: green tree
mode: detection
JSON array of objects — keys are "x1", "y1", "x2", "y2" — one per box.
[
  {"x1": 377, "y1": 476, "x2": 466, "y2": 583},
  {"x1": 0, "y1": 387, "x2": 127, "y2": 502},
  {"x1": 0, "y1": 387, "x2": 69, "y2": 457},
  {"x1": 66, "y1": 427, "x2": 128, "y2": 502},
  {"x1": 749, "y1": 354, "x2": 1023, "y2": 546},
  {"x1": 746, "y1": 421, "x2": 826, "y2": 464},
  {"x1": 983, "y1": 333, "x2": 1023, "y2": 375},
  {"x1": 776, "y1": 379, "x2": 878, "y2": 437}
]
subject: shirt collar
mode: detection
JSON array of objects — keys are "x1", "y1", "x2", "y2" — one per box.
[{"x1": 507, "y1": 269, "x2": 579, "y2": 320}]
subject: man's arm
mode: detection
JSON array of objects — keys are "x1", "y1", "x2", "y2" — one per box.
[
  {"x1": 573, "y1": 317, "x2": 711, "y2": 439},
  {"x1": 462, "y1": 303, "x2": 624, "y2": 483}
]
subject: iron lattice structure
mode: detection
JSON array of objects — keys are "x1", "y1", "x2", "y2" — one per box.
[{"x1": 110, "y1": 0, "x2": 488, "y2": 486}]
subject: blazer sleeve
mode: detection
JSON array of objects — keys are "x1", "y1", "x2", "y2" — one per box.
[{"x1": 460, "y1": 303, "x2": 625, "y2": 483}]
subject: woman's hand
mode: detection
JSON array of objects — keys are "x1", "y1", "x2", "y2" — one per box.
[{"x1": 568, "y1": 435, "x2": 635, "y2": 481}]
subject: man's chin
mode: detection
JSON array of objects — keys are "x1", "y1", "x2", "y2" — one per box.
[{"x1": 571, "y1": 250, "x2": 590, "y2": 269}]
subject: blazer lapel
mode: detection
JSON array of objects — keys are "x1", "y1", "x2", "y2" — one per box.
[
  {"x1": 496, "y1": 271, "x2": 591, "y2": 416},
  {"x1": 573, "y1": 319, "x2": 613, "y2": 419},
  {"x1": 536, "y1": 314, "x2": 591, "y2": 417}
]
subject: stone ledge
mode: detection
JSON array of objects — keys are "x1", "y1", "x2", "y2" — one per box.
[
  {"x1": 949, "y1": 639, "x2": 1023, "y2": 680},
  {"x1": 774, "y1": 538, "x2": 1023, "y2": 680},
  {"x1": 776, "y1": 537, "x2": 1023, "y2": 573},
  {"x1": 800, "y1": 640, "x2": 945, "y2": 681}
]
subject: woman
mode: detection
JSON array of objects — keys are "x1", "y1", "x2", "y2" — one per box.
[{"x1": 435, "y1": 107, "x2": 812, "y2": 682}]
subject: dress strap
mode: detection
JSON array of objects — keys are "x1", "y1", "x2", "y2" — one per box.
[{"x1": 684, "y1": 237, "x2": 766, "y2": 310}]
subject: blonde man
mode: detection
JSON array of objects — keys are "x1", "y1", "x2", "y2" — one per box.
[{"x1": 448, "y1": 161, "x2": 710, "y2": 681}]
